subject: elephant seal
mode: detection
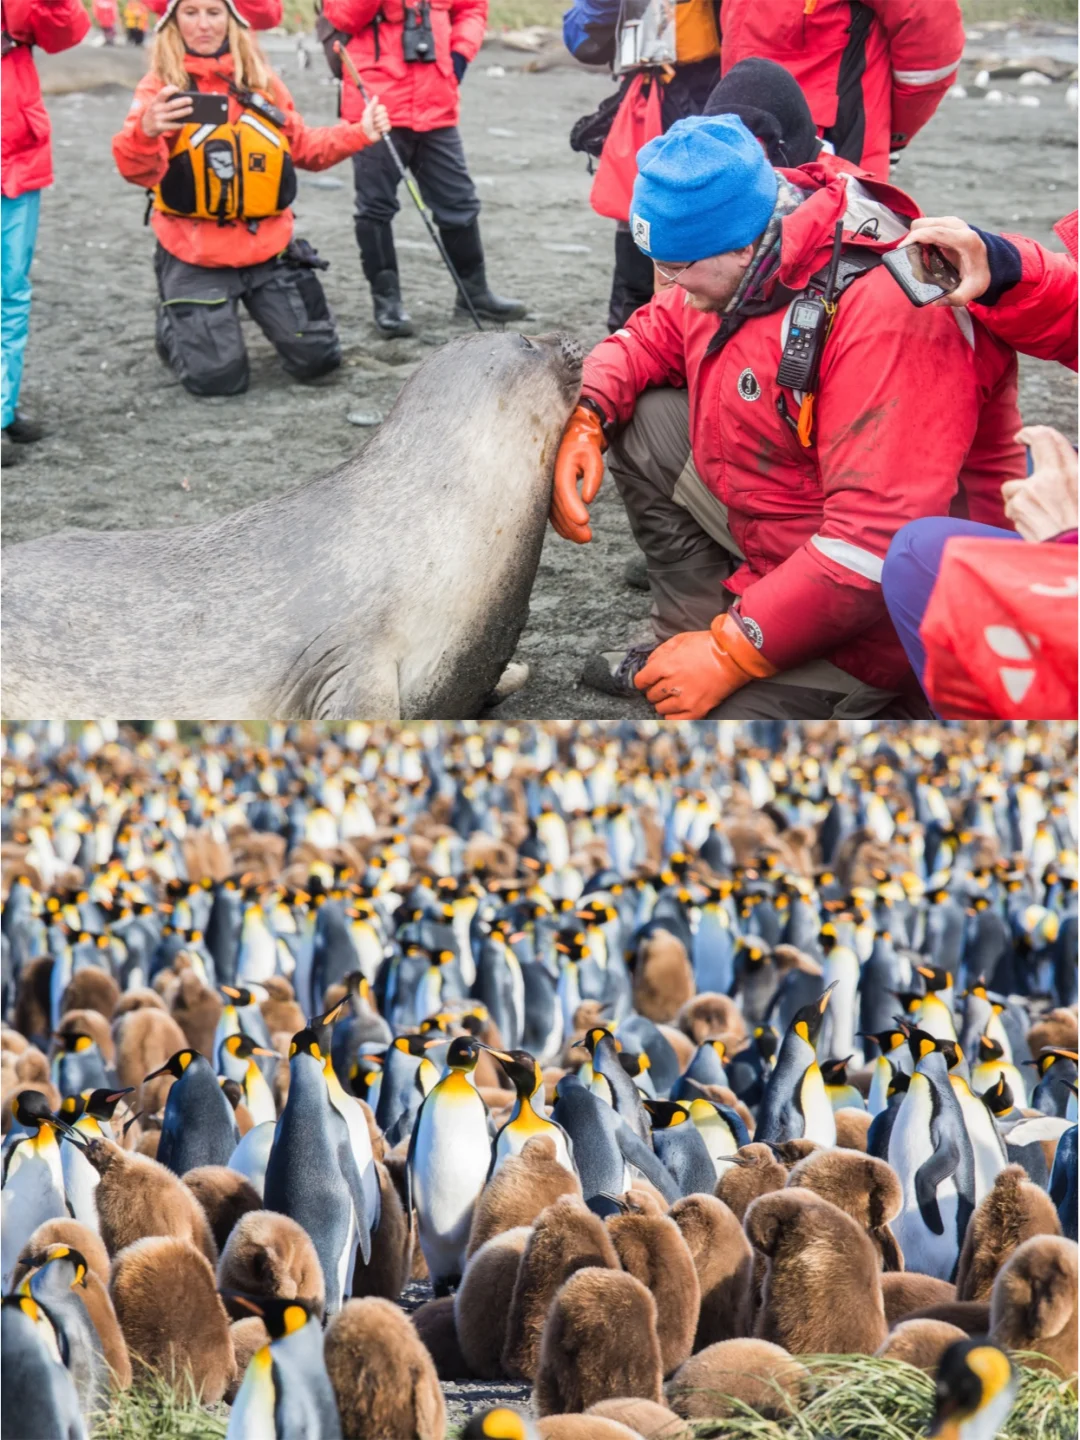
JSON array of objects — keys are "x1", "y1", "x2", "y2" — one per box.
[{"x1": 2, "y1": 331, "x2": 582, "y2": 720}]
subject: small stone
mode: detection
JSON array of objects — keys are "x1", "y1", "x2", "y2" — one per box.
[
  {"x1": 1017, "y1": 95, "x2": 1041, "y2": 108},
  {"x1": 946, "y1": 84, "x2": 967, "y2": 99},
  {"x1": 484, "y1": 64, "x2": 506, "y2": 76},
  {"x1": 1018, "y1": 70, "x2": 1052, "y2": 86},
  {"x1": 544, "y1": 242, "x2": 592, "y2": 254},
  {"x1": 304, "y1": 175, "x2": 345, "y2": 189},
  {"x1": 347, "y1": 409, "x2": 383, "y2": 427},
  {"x1": 487, "y1": 126, "x2": 517, "y2": 137}
]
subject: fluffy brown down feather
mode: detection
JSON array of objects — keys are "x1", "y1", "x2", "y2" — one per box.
[
  {"x1": 324, "y1": 1298, "x2": 447, "y2": 1440},
  {"x1": 606, "y1": 1213, "x2": 700, "y2": 1376},
  {"x1": 955, "y1": 1164, "x2": 1062, "y2": 1302}
]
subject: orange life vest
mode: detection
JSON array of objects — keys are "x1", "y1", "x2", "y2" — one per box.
[{"x1": 154, "y1": 97, "x2": 296, "y2": 223}]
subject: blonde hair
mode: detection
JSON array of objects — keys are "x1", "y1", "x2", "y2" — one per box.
[{"x1": 152, "y1": 9, "x2": 274, "y2": 95}]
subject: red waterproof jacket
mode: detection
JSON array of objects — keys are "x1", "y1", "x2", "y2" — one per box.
[
  {"x1": 1, "y1": 0, "x2": 90, "y2": 198},
  {"x1": 323, "y1": 0, "x2": 486, "y2": 131},
  {"x1": 112, "y1": 52, "x2": 374, "y2": 267},
  {"x1": 581, "y1": 164, "x2": 1022, "y2": 696},
  {"x1": 718, "y1": 0, "x2": 964, "y2": 179},
  {"x1": 972, "y1": 214, "x2": 1078, "y2": 372},
  {"x1": 143, "y1": 0, "x2": 282, "y2": 26}
]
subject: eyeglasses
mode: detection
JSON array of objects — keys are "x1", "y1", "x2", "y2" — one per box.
[{"x1": 653, "y1": 257, "x2": 699, "y2": 283}]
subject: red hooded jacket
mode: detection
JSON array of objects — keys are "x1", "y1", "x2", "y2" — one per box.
[
  {"x1": 112, "y1": 52, "x2": 374, "y2": 267},
  {"x1": 971, "y1": 214, "x2": 1078, "y2": 372},
  {"x1": 2, "y1": 0, "x2": 90, "y2": 198},
  {"x1": 580, "y1": 165, "x2": 1022, "y2": 696},
  {"x1": 143, "y1": 0, "x2": 282, "y2": 26},
  {"x1": 718, "y1": 0, "x2": 964, "y2": 179},
  {"x1": 322, "y1": 0, "x2": 487, "y2": 132}
]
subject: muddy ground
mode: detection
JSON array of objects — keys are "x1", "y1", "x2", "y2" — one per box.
[{"x1": 2, "y1": 29, "x2": 1077, "y2": 722}]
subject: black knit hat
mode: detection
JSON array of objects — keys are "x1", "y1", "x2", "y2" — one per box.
[{"x1": 704, "y1": 57, "x2": 821, "y2": 169}]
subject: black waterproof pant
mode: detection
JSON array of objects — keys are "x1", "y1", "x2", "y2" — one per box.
[
  {"x1": 154, "y1": 244, "x2": 341, "y2": 397},
  {"x1": 351, "y1": 125, "x2": 480, "y2": 229}
]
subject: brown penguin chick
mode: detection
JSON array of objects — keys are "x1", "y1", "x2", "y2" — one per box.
[
  {"x1": 168, "y1": 971, "x2": 222, "y2": 1060},
  {"x1": 622, "y1": 1185, "x2": 669, "y2": 1217},
  {"x1": 112, "y1": 1006, "x2": 188, "y2": 1114},
  {"x1": 955, "y1": 1164, "x2": 1063, "y2": 1302},
  {"x1": 537, "y1": 1419, "x2": 641, "y2": 1440},
  {"x1": 1, "y1": 1026, "x2": 30, "y2": 1057},
  {"x1": 632, "y1": 932, "x2": 695, "y2": 1024},
  {"x1": 467, "y1": 1135, "x2": 582, "y2": 1260},
  {"x1": 112, "y1": 989, "x2": 167, "y2": 1019},
  {"x1": 585, "y1": 1397, "x2": 692, "y2": 1438},
  {"x1": 60, "y1": 968, "x2": 120, "y2": 1025},
  {"x1": 769, "y1": 1140, "x2": 821, "y2": 1169},
  {"x1": 834, "y1": 1108, "x2": 872, "y2": 1152},
  {"x1": 411, "y1": 1294, "x2": 474, "y2": 1381},
  {"x1": 534, "y1": 1268, "x2": 663, "y2": 1417},
  {"x1": 56, "y1": 1008, "x2": 116, "y2": 1065},
  {"x1": 904, "y1": 1301, "x2": 992, "y2": 1335},
  {"x1": 989, "y1": 1234, "x2": 1078, "y2": 1383},
  {"x1": 786, "y1": 1148, "x2": 904, "y2": 1271},
  {"x1": 258, "y1": 976, "x2": 305, "y2": 1038},
  {"x1": 223, "y1": 1317, "x2": 270, "y2": 1404},
  {"x1": 715, "y1": 1144, "x2": 786, "y2": 1222},
  {"x1": 455, "y1": 1227, "x2": 532, "y2": 1379},
  {"x1": 875, "y1": 1319, "x2": 968, "y2": 1372},
  {"x1": 136, "y1": 1127, "x2": 162, "y2": 1160},
  {"x1": 675, "y1": 993, "x2": 746, "y2": 1048},
  {"x1": 1026, "y1": 1008, "x2": 1079, "y2": 1059},
  {"x1": 216, "y1": 1209, "x2": 325, "y2": 1319},
  {"x1": 881, "y1": 1272, "x2": 955, "y2": 1326},
  {"x1": 606, "y1": 1213, "x2": 700, "y2": 1377},
  {"x1": 181, "y1": 1166, "x2": 263, "y2": 1256},
  {"x1": 13, "y1": 954, "x2": 52, "y2": 1041},
  {"x1": 744, "y1": 1188, "x2": 888, "y2": 1355},
  {"x1": 82, "y1": 1137, "x2": 217, "y2": 1265},
  {"x1": 110, "y1": 1236, "x2": 234, "y2": 1400},
  {"x1": 502, "y1": 1195, "x2": 621, "y2": 1382},
  {"x1": 669, "y1": 1194, "x2": 754, "y2": 1347},
  {"x1": 351, "y1": 1160, "x2": 413, "y2": 1301},
  {"x1": 13, "y1": 1219, "x2": 111, "y2": 1287},
  {"x1": 324, "y1": 1297, "x2": 447, "y2": 1440},
  {"x1": 667, "y1": 1338, "x2": 807, "y2": 1421},
  {"x1": 14, "y1": 1044, "x2": 53, "y2": 1088}
]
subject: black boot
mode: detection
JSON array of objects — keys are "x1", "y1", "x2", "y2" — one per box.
[
  {"x1": 355, "y1": 219, "x2": 416, "y2": 338},
  {"x1": 440, "y1": 220, "x2": 528, "y2": 323}
]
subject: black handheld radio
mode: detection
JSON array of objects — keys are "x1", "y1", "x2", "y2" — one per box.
[{"x1": 776, "y1": 220, "x2": 845, "y2": 393}]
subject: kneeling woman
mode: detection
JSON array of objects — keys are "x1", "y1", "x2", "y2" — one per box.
[{"x1": 113, "y1": 0, "x2": 388, "y2": 395}]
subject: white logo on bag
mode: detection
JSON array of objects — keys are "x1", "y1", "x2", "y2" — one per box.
[
  {"x1": 983, "y1": 625, "x2": 1040, "y2": 704},
  {"x1": 631, "y1": 214, "x2": 651, "y2": 253}
]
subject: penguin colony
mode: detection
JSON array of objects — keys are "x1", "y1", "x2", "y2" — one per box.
[{"x1": 0, "y1": 718, "x2": 1076, "y2": 1440}]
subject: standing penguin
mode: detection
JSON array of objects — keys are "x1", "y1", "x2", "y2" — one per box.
[
  {"x1": 970, "y1": 1035, "x2": 1028, "y2": 1104},
  {"x1": 226, "y1": 1294, "x2": 341, "y2": 1440},
  {"x1": 642, "y1": 1100, "x2": 717, "y2": 1197},
  {"x1": 59, "y1": 1087, "x2": 133, "y2": 1232},
  {"x1": 264, "y1": 1027, "x2": 370, "y2": 1315},
  {"x1": 817, "y1": 923, "x2": 862, "y2": 1066},
  {"x1": 888, "y1": 1037, "x2": 976, "y2": 1281},
  {"x1": 671, "y1": 1038, "x2": 728, "y2": 1100},
  {"x1": 407, "y1": 1036, "x2": 491, "y2": 1295},
  {"x1": 1, "y1": 1293, "x2": 89, "y2": 1440},
  {"x1": 756, "y1": 985, "x2": 838, "y2": 1147},
  {"x1": 145, "y1": 1050, "x2": 239, "y2": 1176},
  {"x1": 584, "y1": 1027, "x2": 650, "y2": 1142},
  {"x1": 19, "y1": 1244, "x2": 110, "y2": 1418},
  {"x1": 821, "y1": 1057, "x2": 866, "y2": 1112},
  {"x1": 217, "y1": 1033, "x2": 279, "y2": 1127},
  {"x1": 864, "y1": 1026, "x2": 913, "y2": 1117},
  {"x1": 487, "y1": 1048, "x2": 574, "y2": 1176},
  {"x1": 52, "y1": 1033, "x2": 110, "y2": 1101},
  {"x1": 1, "y1": 1092, "x2": 77, "y2": 1292}
]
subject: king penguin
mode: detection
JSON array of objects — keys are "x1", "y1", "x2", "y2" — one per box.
[
  {"x1": 407, "y1": 1035, "x2": 491, "y2": 1294},
  {"x1": 821, "y1": 1057, "x2": 866, "y2": 1112},
  {"x1": 226, "y1": 1295, "x2": 342, "y2": 1440},
  {"x1": 264, "y1": 1026, "x2": 370, "y2": 1315},
  {"x1": 52, "y1": 1033, "x2": 109, "y2": 1101},
  {"x1": 643, "y1": 1099, "x2": 718, "y2": 1197},
  {"x1": 217, "y1": 1033, "x2": 279, "y2": 1127},
  {"x1": 927, "y1": 1340, "x2": 1016, "y2": 1440},
  {"x1": 1, "y1": 1293, "x2": 89, "y2": 1440},
  {"x1": 58, "y1": 1087, "x2": 133, "y2": 1232},
  {"x1": 486, "y1": 1047, "x2": 574, "y2": 1176},
  {"x1": 19, "y1": 1244, "x2": 109, "y2": 1418},
  {"x1": 1, "y1": 1092, "x2": 78, "y2": 1292},
  {"x1": 145, "y1": 1049, "x2": 239, "y2": 1176},
  {"x1": 887, "y1": 1034, "x2": 976, "y2": 1281},
  {"x1": 756, "y1": 984, "x2": 838, "y2": 1146},
  {"x1": 864, "y1": 1026, "x2": 913, "y2": 1118}
]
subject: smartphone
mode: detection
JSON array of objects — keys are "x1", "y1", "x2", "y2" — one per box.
[
  {"x1": 883, "y1": 242, "x2": 961, "y2": 307},
  {"x1": 178, "y1": 91, "x2": 229, "y2": 125}
]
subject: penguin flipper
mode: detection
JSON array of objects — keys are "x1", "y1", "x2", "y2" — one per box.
[
  {"x1": 614, "y1": 1123, "x2": 680, "y2": 1204},
  {"x1": 913, "y1": 1137, "x2": 959, "y2": 1237}
]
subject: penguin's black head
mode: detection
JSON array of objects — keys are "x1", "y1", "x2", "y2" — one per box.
[
  {"x1": 977, "y1": 1035, "x2": 1004, "y2": 1063},
  {"x1": 144, "y1": 1049, "x2": 198, "y2": 1082},
  {"x1": 791, "y1": 982, "x2": 837, "y2": 1047},
  {"x1": 617, "y1": 1050, "x2": 650, "y2": 1080},
  {"x1": 1027, "y1": 1047, "x2": 1079, "y2": 1076},
  {"x1": 460, "y1": 1407, "x2": 533, "y2": 1440},
  {"x1": 446, "y1": 1036, "x2": 481, "y2": 1071},
  {"x1": 83, "y1": 1087, "x2": 135, "y2": 1121},
  {"x1": 915, "y1": 964, "x2": 952, "y2": 993},
  {"x1": 890, "y1": 990, "x2": 922, "y2": 1015},
  {"x1": 220, "y1": 985, "x2": 256, "y2": 1007},
  {"x1": 56, "y1": 1032, "x2": 96, "y2": 1056},
  {"x1": 288, "y1": 1028, "x2": 324, "y2": 1062},
  {"x1": 220, "y1": 1079, "x2": 244, "y2": 1110},
  {"x1": 484, "y1": 1047, "x2": 540, "y2": 1095},
  {"x1": 929, "y1": 1340, "x2": 1014, "y2": 1438},
  {"x1": 820, "y1": 1057, "x2": 853, "y2": 1086},
  {"x1": 860, "y1": 1027, "x2": 908, "y2": 1058},
  {"x1": 643, "y1": 1099, "x2": 689, "y2": 1130},
  {"x1": 222, "y1": 1292, "x2": 316, "y2": 1341},
  {"x1": 886, "y1": 1067, "x2": 910, "y2": 1098},
  {"x1": 984, "y1": 1073, "x2": 1014, "y2": 1114},
  {"x1": 24, "y1": 1244, "x2": 89, "y2": 1288},
  {"x1": 12, "y1": 1089, "x2": 61, "y2": 1132},
  {"x1": 753, "y1": 1025, "x2": 780, "y2": 1063},
  {"x1": 224, "y1": 1032, "x2": 278, "y2": 1063},
  {"x1": 583, "y1": 1026, "x2": 617, "y2": 1058},
  {"x1": 906, "y1": 1028, "x2": 941, "y2": 1065},
  {"x1": 935, "y1": 1039, "x2": 963, "y2": 1072}
]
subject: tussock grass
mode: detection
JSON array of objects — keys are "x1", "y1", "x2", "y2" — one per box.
[
  {"x1": 681, "y1": 1354, "x2": 1077, "y2": 1440},
  {"x1": 92, "y1": 1368, "x2": 228, "y2": 1440}
]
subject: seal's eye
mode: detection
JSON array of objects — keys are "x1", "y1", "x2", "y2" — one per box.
[{"x1": 518, "y1": 335, "x2": 535, "y2": 351}]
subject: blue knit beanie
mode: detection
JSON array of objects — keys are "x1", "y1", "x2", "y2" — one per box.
[{"x1": 629, "y1": 114, "x2": 778, "y2": 264}]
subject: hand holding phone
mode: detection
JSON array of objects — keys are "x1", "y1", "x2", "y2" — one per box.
[
  {"x1": 140, "y1": 84, "x2": 226, "y2": 138},
  {"x1": 883, "y1": 240, "x2": 962, "y2": 307}
]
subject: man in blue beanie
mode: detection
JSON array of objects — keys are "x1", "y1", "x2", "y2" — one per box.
[{"x1": 548, "y1": 114, "x2": 1023, "y2": 720}]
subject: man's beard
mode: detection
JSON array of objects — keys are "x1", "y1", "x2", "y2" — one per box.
[{"x1": 684, "y1": 292, "x2": 730, "y2": 314}]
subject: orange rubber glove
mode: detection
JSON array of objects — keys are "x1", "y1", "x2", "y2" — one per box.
[
  {"x1": 634, "y1": 611, "x2": 778, "y2": 719},
  {"x1": 550, "y1": 403, "x2": 606, "y2": 544}
]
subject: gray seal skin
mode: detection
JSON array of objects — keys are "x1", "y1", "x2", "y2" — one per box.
[{"x1": 2, "y1": 330, "x2": 582, "y2": 720}]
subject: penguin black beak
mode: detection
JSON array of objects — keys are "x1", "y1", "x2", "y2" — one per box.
[
  {"x1": 480, "y1": 1045, "x2": 515, "y2": 1066},
  {"x1": 251, "y1": 1046, "x2": 279, "y2": 1058},
  {"x1": 818, "y1": 980, "x2": 839, "y2": 1012},
  {"x1": 122, "y1": 1111, "x2": 145, "y2": 1136},
  {"x1": 143, "y1": 1064, "x2": 170, "y2": 1082},
  {"x1": 105, "y1": 1088, "x2": 136, "y2": 1103},
  {"x1": 219, "y1": 1290, "x2": 266, "y2": 1319}
]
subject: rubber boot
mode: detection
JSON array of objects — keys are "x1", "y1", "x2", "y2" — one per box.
[
  {"x1": 355, "y1": 219, "x2": 416, "y2": 338},
  {"x1": 440, "y1": 219, "x2": 528, "y2": 323}
]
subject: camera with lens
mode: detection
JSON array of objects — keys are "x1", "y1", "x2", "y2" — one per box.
[{"x1": 402, "y1": 0, "x2": 436, "y2": 62}]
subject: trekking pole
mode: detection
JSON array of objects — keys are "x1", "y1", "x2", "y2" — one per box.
[{"x1": 335, "y1": 41, "x2": 484, "y2": 332}]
